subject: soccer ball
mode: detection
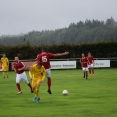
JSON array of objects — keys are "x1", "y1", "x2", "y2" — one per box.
[{"x1": 62, "y1": 90, "x2": 68, "y2": 95}]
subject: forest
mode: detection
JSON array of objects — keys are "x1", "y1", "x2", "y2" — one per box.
[{"x1": 0, "y1": 17, "x2": 117, "y2": 46}]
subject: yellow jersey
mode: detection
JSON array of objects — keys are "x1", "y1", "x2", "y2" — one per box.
[
  {"x1": 1, "y1": 57, "x2": 9, "y2": 67},
  {"x1": 30, "y1": 64, "x2": 46, "y2": 81}
]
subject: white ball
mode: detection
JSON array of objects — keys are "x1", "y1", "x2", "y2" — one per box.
[{"x1": 62, "y1": 90, "x2": 68, "y2": 95}]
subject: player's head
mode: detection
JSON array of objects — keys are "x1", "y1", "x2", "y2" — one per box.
[
  {"x1": 82, "y1": 53, "x2": 85, "y2": 57},
  {"x1": 42, "y1": 47, "x2": 47, "y2": 52},
  {"x1": 14, "y1": 57, "x2": 19, "y2": 62},
  {"x1": 3, "y1": 53, "x2": 6, "y2": 57},
  {"x1": 88, "y1": 52, "x2": 91, "y2": 56},
  {"x1": 37, "y1": 61, "x2": 43, "y2": 68}
]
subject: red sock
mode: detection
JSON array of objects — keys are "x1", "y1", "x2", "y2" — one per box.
[
  {"x1": 86, "y1": 71, "x2": 88, "y2": 79},
  {"x1": 28, "y1": 82, "x2": 32, "y2": 90},
  {"x1": 92, "y1": 68, "x2": 94, "y2": 74},
  {"x1": 16, "y1": 83, "x2": 21, "y2": 92},
  {"x1": 84, "y1": 72, "x2": 85, "y2": 77},
  {"x1": 89, "y1": 68, "x2": 91, "y2": 74},
  {"x1": 48, "y1": 78, "x2": 51, "y2": 90}
]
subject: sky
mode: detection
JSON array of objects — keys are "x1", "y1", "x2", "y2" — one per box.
[{"x1": 0, "y1": 0, "x2": 117, "y2": 36}]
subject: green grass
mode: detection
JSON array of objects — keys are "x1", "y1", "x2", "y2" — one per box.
[{"x1": 0, "y1": 69, "x2": 117, "y2": 117}]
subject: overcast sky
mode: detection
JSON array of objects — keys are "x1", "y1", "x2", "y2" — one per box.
[{"x1": 0, "y1": 0, "x2": 117, "y2": 36}]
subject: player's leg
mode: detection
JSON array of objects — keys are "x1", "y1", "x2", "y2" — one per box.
[
  {"x1": 32, "y1": 79, "x2": 41, "y2": 103},
  {"x1": 82, "y1": 68, "x2": 85, "y2": 78},
  {"x1": 46, "y1": 69, "x2": 52, "y2": 94},
  {"x1": 2, "y1": 66, "x2": 5, "y2": 78},
  {"x1": 6, "y1": 66, "x2": 9, "y2": 78},
  {"x1": 35, "y1": 79, "x2": 41, "y2": 103},
  {"x1": 33, "y1": 87, "x2": 40, "y2": 103},
  {"x1": 92, "y1": 68, "x2": 94, "y2": 75},
  {"x1": 88, "y1": 65, "x2": 91, "y2": 75},
  {"x1": 86, "y1": 68, "x2": 88, "y2": 79},
  {"x1": 32, "y1": 79, "x2": 37, "y2": 102},
  {"x1": 5, "y1": 66, "x2": 9, "y2": 78},
  {"x1": 91, "y1": 64, "x2": 94, "y2": 75},
  {"x1": 84, "y1": 71, "x2": 86, "y2": 78},
  {"x1": 16, "y1": 74, "x2": 22, "y2": 94},
  {"x1": 21, "y1": 72, "x2": 33, "y2": 92},
  {"x1": 2, "y1": 71, "x2": 5, "y2": 78},
  {"x1": 6, "y1": 71, "x2": 9, "y2": 78}
]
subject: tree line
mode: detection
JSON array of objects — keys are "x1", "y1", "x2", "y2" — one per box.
[{"x1": 0, "y1": 17, "x2": 117, "y2": 46}]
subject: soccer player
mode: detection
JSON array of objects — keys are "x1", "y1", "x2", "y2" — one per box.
[
  {"x1": 29, "y1": 62, "x2": 46, "y2": 103},
  {"x1": 87, "y1": 52, "x2": 94, "y2": 75},
  {"x1": 80, "y1": 53, "x2": 89, "y2": 79},
  {"x1": 33, "y1": 47, "x2": 69, "y2": 94},
  {"x1": 13, "y1": 56, "x2": 33, "y2": 94},
  {"x1": 1, "y1": 53, "x2": 9, "y2": 78}
]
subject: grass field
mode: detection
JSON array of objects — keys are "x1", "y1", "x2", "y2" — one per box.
[{"x1": 0, "y1": 69, "x2": 117, "y2": 117}]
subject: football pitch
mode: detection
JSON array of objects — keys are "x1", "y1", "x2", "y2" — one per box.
[{"x1": 0, "y1": 69, "x2": 117, "y2": 117}]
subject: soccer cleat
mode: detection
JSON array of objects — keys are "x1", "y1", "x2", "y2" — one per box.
[
  {"x1": 33, "y1": 97, "x2": 37, "y2": 102},
  {"x1": 47, "y1": 89, "x2": 52, "y2": 94},
  {"x1": 17, "y1": 91, "x2": 22, "y2": 94},
  {"x1": 31, "y1": 90, "x2": 33, "y2": 93},
  {"x1": 3, "y1": 77, "x2": 5, "y2": 79},
  {"x1": 83, "y1": 76, "x2": 85, "y2": 78},
  {"x1": 37, "y1": 98, "x2": 41, "y2": 103}
]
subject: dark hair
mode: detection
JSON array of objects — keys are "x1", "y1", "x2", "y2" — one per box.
[
  {"x1": 3, "y1": 53, "x2": 6, "y2": 55},
  {"x1": 37, "y1": 61, "x2": 42, "y2": 66},
  {"x1": 42, "y1": 47, "x2": 47, "y2": 52},
  {"x1": 88, "y1": 52, "x2": 91, "y2": 54}
]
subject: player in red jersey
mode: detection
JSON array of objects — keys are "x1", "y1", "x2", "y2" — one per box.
[
  {"x1": 80, "y1": 53, "x2": 89, "y2": 79},
  {"x1": 33, "y1": 47, "x2": 69, "y2": 94},
  {"x1": 13, "y1": 57, "x2": 33, "y2": 94},
  {"x1": 87, "y1": 52, "x2": 94, "y2": 75}
]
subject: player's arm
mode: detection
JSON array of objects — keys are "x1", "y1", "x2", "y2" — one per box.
[
  {"x1": 12, "y1": 65, "x2": 17, "y2": 72},
  {"x1": 29, "y1": 65, "x2": 35, "y2": 80},
  {"x1": 18, "y1": 62, "x2": 25, "y2": 71},
  {"x1": 53, "y1": 52, "x2": 69, "y2": 57},
  {"x1": 39, "y1": 67, "x2": 46, "y2": 85},
  {"x1": 41, "y1": 67, "x2": 46, "y2": 81},
  {"x1": 7, "y1": 58, "x2": 9, "y2": 66},
  {"x1": 87, "y1": 57, "x2": 90, "y2": 64},
  {"x1": 87, "y1": 58, "x2": 89, "y2": 64},
  {"x1": 18, "y1": 66, "x2": 25, "y2": 71},
  {"x1": 29, "y1": 70, "x2": 33, "y2": 80},
  {"x1": 80, "y1": 59, "x2": 83, "y2": 64},
  {"x1": 37, "y1": 67, "x2": 46, "y2": 88},
  {"x1": 14, "y1": 68, "x2": 17, "y2": 72}
]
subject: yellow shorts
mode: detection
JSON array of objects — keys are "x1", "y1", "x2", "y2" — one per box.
[
  {"x1": 2, "y1": 66, "x2": 8, "y2": 71},
  {"x1": 32, "y1": 78, "x2": 41, "y2": 88}
]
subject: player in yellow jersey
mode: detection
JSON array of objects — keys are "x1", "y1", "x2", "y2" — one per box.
[
  {"x1": 1, "y1": 53, "x2": 9, "y2": 78},
  {"x1": 29, "y1": 62, "x2": 46, "y2": 103}
]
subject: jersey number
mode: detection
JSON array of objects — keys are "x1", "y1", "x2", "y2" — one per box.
[{"x1": 42, "y1": 56, "x2": 47, "y2": 62}]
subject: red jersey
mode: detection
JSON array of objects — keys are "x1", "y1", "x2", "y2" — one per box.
[
  {"x1": 80, "y1": 57, "x2": 88, "y2": 68},
  {"x1": 13, "y1": 61, "x2": 25, "y2": 74},
  {"x1": 87, "y1": 55, "x2": 94, "y2": 64},
  {"x1": 36, "y1": 52, "x2": 55, "y2": 69}
]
